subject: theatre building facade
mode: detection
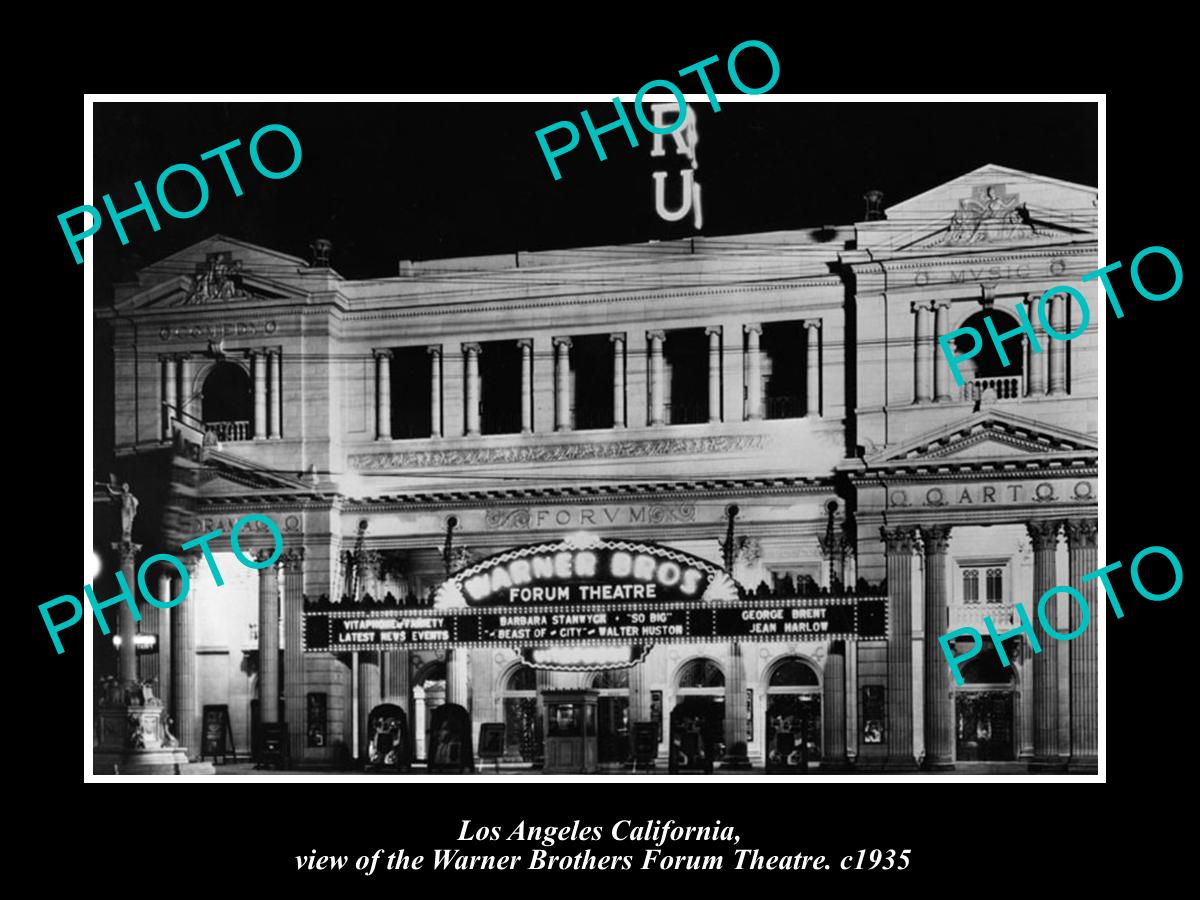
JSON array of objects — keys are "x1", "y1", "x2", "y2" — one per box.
[{"x1": 94, "y1": 164, "x2": 1099, "y2": 773}]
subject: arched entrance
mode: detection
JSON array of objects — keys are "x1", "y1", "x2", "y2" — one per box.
[
  {"x1": 201, "y1": 361, "x2": 253, "y2": 440},
  {"x1": 412, "y1": 660, "x2": 446, "y2": 763},
  {"x1": 955, "y1": 648, "x2": 1016, "y2": 761},
  {"x1": 591, "y1": 668, "x2": 630, "y2": 766},
  {"x1": 670, "y1": 658, "x2": 725, "y2": 773},
  {"x1": 501, "y1": 663, "x2": 542, "y2": 764},
  {"x1": 765, "y1": 657, "x2": 821, "y2": 771}
]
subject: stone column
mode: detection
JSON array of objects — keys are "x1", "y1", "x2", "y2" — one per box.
[
  {"x1": 112, "y1": 541, "x2": 140, "y2": 686},
  {"x1": 446, "y1": 650, "x2": 470, "y2": 711},
  {"x1": 374, "y1": 349, "x2": 392, "y2": 440},
  {"x1": 1048, "y1": 293, "x2": 1068, "y2": 396},
  {"x1": 139, "y1": 569, "x2": 163, "y2": 688},
  {"x1": 933, "y1": 301, "x2": 952, "y2": 401},
  {"x1": 921, "y1": 524, "x2": 954, "y2": 769},
  {"x1": 518, "y1": 339, "x2": 533, "y2": 433},
  {"x1": 705, "y1": 326, "x2": 722, "y2": 423},
  {"x1": 463, "y1": 343, "x2": 482, "y2": 436},
  {"x1": 357, "y1": 651, "x2": 381, "y2": 760},
  {"x1": 282, "y1": 549, "x2": 305, "y2": 763},
  {"x1": 803, "y1": 318, "x2": 821, "y2": 416},
  {"x1": 912, "y1": 302, "x2": 933, "y2": 404},
  {"x1": 382, "y1": 651, "x2": 411, "y2": 706},
  {"x1": 647, "y1": 331, "x2": 666, "y2": 425},
  {"x1": 161, "y1": 355, "x2": 176, "y2": 440},
  {"x1": 821, "y1": 640, "x2": 848, "y2": 770},
  {"x1": 268, "y1": 349, "x2": 282, "y2": 438},
  {"x1": 153, "y1": 570, "x2": 172, "y2": 719},
  {"x1": 744, "y1": 324, "x2": 763, "y2": 420},
  {"x1": 1066, "y1": 518, "x2": 1098, "y2": 772},
  {"x1": 176, "y1": 356, "x2": 190, "y2": 423},
  {"x1": 173, "y1": 554, "x2": 200, "y2": 758},
  {"x1": 258, "y1": 554, "x2": 281, "y2": 725},
  {"x1": 722, "y1": 643, "x2": 750, "y2": 767},
  {"x1": 1027, "y1": 519, "x2": 1064, "y2": 771},
  {"x1": 1025, "y1": 296, "x2": 1047, "y2": 397},
  {"x1": 554, "y1": 338, "x2": 572, "y2": 431},
  {"x1": 251, "y1": 350, "x2": 267, "y2": 439},
  {"x1": 881, "y1": 526, "x2": 918, "y2": 770},
  {"x1": 610, "y1": 333, "x2": 626, "y2": 428},
  {"x1": 427, "y1": 346, "x2": 443, "y2": 437}
]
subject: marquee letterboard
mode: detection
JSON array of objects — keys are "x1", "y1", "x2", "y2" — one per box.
[{"x1": 303, "y1": 598, "x2": 886, "y2": 653}]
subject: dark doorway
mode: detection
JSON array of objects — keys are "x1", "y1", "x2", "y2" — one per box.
[
  {"x1": 955, "y1": 692, "x2": 1015, "y2": 761},
  {"x1": 761, "y1": 321, "x2": 805, "y2": 419},
  {"x1": 664, "y1": 328, "x2": 708, "y2": 424},
  {"x1": 479, "y1": 340, "x2": 522, "y2": 434},
  {"x1": 668, "y1": 698, "x2": 724, "y2": 773},
  {"x1": 765, "y1": 695, "x2": 821, "y2": 771}
]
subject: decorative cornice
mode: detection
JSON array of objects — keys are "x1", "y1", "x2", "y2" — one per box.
[{"x1": 349, "y1": 434, "x2": 769, "y2": 470}]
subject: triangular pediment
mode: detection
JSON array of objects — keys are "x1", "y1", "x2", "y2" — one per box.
[
  {"x1": 113, "y1": 235, "x2": 314, "y2": 311},
  {"x1": 867, "y1": 409, "x2": 1097, "y2": 469},
  {"x1": 858, "y1": 164, "x2": 1097, "y2": 255},
  {"x1": 197, "y1": 448, "x2": 319, "y2": 495}
]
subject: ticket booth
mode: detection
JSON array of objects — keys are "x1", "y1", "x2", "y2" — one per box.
[{"x1": 542, "y1": 690, "x2": 598, "y2": 773}]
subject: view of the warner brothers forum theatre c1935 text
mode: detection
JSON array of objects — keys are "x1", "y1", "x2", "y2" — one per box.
[{"x1": 86, "y1": 97, "x2": 1100, "y2": 778}]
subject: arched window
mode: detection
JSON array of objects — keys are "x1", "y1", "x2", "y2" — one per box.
[
  {"x1": 963, "y1": 569, "x2": 980, "y2": 604},
  {"x1": 986, "y1": 568, "x2": 1004, "y2": 604},
  {"x1": 676, "y1": 658, "x2": 725, "y2": 689},
  {"x1": 202, "y1": 361, "x2": 253, "y2": 440},
  {"x1": 954, "y1": 310, "x2": 1025, "y2": 401},
  {"x1": 960, "y1": 651, "x2": 1015, "y2": 685},
  {"x1": 591, "y1": 668, "x2": 630, "y2": 691},
  {"x1": 505, "y1": 664, "x2": 537, "y2": 692},
  {"x1": 768, "y1": 659, "x2": 820, "y2": 688}
]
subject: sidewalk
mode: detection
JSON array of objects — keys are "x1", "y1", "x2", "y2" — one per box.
[{"x1": 212, "y1": 761, "x2": 1034, "y2": 776}]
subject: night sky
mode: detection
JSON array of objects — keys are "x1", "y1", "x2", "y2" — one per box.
[{"x1": 91, "y1": 101, "x2": 1097, "y2": 300}]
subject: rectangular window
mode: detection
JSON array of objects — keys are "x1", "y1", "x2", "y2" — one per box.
[
  {"x1": 389, "y1": 347, "x2": 433, "y2": 438},
  {"x1": 962, "y1": 569, "x2": 980, "y2": 604},
  {"x1": 479, "y1": 340, "x2": 522, "y2": 435},
  {"x1": 761, "y1": 321, "x2": 806, "y2": 419},
  {"x1": 663, "y1": 327, "x2": 708, "y2": 425},
  {"x1": 986, "y1": 567, "x2": 1004, "y2": 604},
  {"x1": 570, "y1": 334, "x2": 615, "y2": 429}
]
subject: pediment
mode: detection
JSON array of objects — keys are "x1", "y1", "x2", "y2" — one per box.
[
  {"x1": 867, "y1": 410, "x2": 1096, "y2": 469},
  {"x1": 858, "y1": 164, "x2": 1097, "y2": 255},
  {"x1": 113, "y1": 235, "x2": 311, "y2": 311}
]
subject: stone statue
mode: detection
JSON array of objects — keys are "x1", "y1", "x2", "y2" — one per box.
[
  {"x1": 162, "y1": 716, "x2": 180, "y2": 748},
  {"x1": 106, "y1": 480, "x2": 139, "y2": 542}
]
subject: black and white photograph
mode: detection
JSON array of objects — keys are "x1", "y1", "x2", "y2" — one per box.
[{"x1": 82, "y1": 95, "x2": 1105, "y2": 781}]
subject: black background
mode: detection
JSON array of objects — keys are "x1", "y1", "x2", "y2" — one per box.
[{"x1": 23, "y1": 25, "x2": 1186, "y2": 887}]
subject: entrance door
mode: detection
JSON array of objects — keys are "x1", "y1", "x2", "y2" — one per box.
[
  {"x1": 669, "y1": 698, "x2": 724, "y2": 773},
  {"x1": 765, "y1": 695, "x2": 821, "y2": 771},
  {"x1": 956, "y1": 691, "x2": 1015, "y2": 761},
  {"x1": 597, "y1": 696, "x2": 630, "y2": 764}
]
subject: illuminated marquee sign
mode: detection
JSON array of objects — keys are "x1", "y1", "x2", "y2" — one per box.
[
  {"x1": 302, "y1": 597, "x2": 887, "y2": 654},
  {"x1": 432, "y1": 537, "x2": 739, "y2": 609}
]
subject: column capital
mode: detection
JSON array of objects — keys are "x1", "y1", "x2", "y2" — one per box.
[
  {"x1": 879, "y1": 526, "x2": 918, "y2": 554},
  {"x1": 553, "y1": 336, "x2": 573, "y2": 349},
  {"x1": 921, "y1": 524, "x2": 953, "y2": 554},
  {"x1": 932, "y1": 298, "x2": 952, "y2": 311},
  {"x1": 372, "y1": 348, "x2": 393, "y2": 360},
  {"x1": 516, "y1": 338, "x2": 533, "y2": 350},
  {"x1": 802, "y1": 318, "x2": 822, "y2": 331},
  {"x1": 1064, "y1": 518, "x2": 1098, "y2": 549},
  {"x1": 280, "y1": 547, "x2": 306, "y2": 571},
  {"x1": 111, "y1": 541, "x2": 142, "y2": 566},
  {"x1": 743, "y1": 323, "x2": 762, "y2": 336},
  {"x1": 181, "y1": 550, "x2": 204, "y2": 575},
  {"x1": 244, "y1": 348, "x2": 262, "y2": 360},
  {"x1": 426, "y1": 344, "x2": 442, "y2": 357},
  {"x1": 646, "y1": 330, "x2": 665, "y2": 343},
  {"x1": 1025, "y1": 519, "x2": 1063, "y2": 550},
  {"x1": 609, "y1": 332, "x2": 626, "y2": 343},
  {"x1": 266, "y1": 347, "x2": 281, "y2": 358},
  {"x1": 909, "y1": 300, "x2": 933, "y2": 315},
  {"x1": 462, "y1": 342, "x2": 482, "y2": 355},
  {"x1": 704, "y1": 325, "x2": 723, "y2": 337},
  {"x1": 254, "y1": 549, "x2": 282, "y2": 567}
]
